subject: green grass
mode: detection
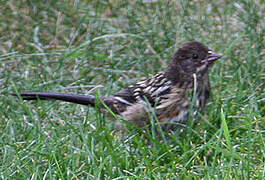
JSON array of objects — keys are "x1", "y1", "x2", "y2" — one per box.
[{"x1": 0, "y1": 0, "x2": 264, "y2": 179}]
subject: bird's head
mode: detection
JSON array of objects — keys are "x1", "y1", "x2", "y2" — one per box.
[{"x1": 166, "y1": 41, "x2": 222, "y2": 82}]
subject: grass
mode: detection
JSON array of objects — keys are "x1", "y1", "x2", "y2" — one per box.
[{"x1": 0, "y1": 0, "x2": 264, "y2": 179}]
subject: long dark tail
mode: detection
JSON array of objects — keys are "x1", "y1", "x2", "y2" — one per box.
[{"x1": 11, "y1": 92, "x2": 96, "y2": 106}]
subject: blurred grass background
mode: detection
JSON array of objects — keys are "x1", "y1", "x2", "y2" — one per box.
[{"x1": 0, "y1": 0, "x2": 264, "y2": 179}]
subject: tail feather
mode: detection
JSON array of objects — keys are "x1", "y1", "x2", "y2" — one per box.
[{"x1": 11, "y1": 92, "x2": 96, "y2": 106}]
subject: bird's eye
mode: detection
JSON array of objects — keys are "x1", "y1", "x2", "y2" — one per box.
[{"x1": 192, "y1": 54, "x2": 198, "y2": 59}]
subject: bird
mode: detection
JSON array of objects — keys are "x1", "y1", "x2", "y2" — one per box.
[{"x1": 11, "y1": 41, "x2": 222, "y2": 132}]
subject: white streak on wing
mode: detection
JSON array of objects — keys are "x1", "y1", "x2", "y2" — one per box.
[
  {"x1": 138, "y1": 83, "x2": 146, "y2": 88},
  {"x1": 143, "y1": 86, "x2": 152, "y2": 93},
  {"x1": 149, "y1": 87, "x2": 157, "y2": 93},
  {"x1": 133, "y1": 92, "x2": 140, "y2": 97},
  {"x1": 134, "y1": 88, "x2": 141, "y2": 92},
  {"x1": 157, "y1": 73, "x2": 163, "y2": 78},
  {"x1": 114, "y1": 97, "x2": 133, "y2": 105},
  {"x1": 148, "y1": 78, "x2": 155, "y2": 85},
  {"x1": 156, "y1": 100, "x2": 173, "y2": 109},
  {"x1": 137, "y1": 81, "x2": 146, "y2": 86},
  {"x1": 156, "y1": 78, "x2": 167, "y2": 86},
  {"x1": 152, "y1": 85, "x2": 170, "y2": 96}
]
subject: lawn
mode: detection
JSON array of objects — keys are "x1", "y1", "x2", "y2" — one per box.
[{"x1": 0, "y1": 0, "x2": 264, "y2": 179}]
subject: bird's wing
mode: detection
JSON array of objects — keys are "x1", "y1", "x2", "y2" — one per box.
[
  {"x1": 108, "y1": 72, "x2": 172, "y2": 113},
  {"x1": 102, "y1": 87, "x2": 137, "y2": 114},
  {"x1": 113, "y1": 87, "x2": 137, "y2": 104},
  {"x1": 115, "y1": 74, "x2": 189, "y2": 128}
]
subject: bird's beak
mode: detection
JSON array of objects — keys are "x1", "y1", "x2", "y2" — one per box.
[{"x1": 204, "y1": 51, "x2": 222, "y2": 63}]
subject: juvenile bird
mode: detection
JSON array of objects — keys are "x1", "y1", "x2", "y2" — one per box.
[{"x1": 11, "y1": 41, "x2": 222, "y2": 132}]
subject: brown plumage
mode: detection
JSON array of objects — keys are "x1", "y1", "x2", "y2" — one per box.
[{"x1": 11, "y1": 41, "x2": 222, "y2": 132}]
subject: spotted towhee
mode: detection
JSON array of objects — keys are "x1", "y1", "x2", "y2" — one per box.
[{"x1": 11, "y1": 41, "x2": 222, "y2": 132}]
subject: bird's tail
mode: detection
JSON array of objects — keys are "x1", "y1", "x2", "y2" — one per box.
[{"x1": 11, "y1": 92, "x2": 96, "y2": 106}]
